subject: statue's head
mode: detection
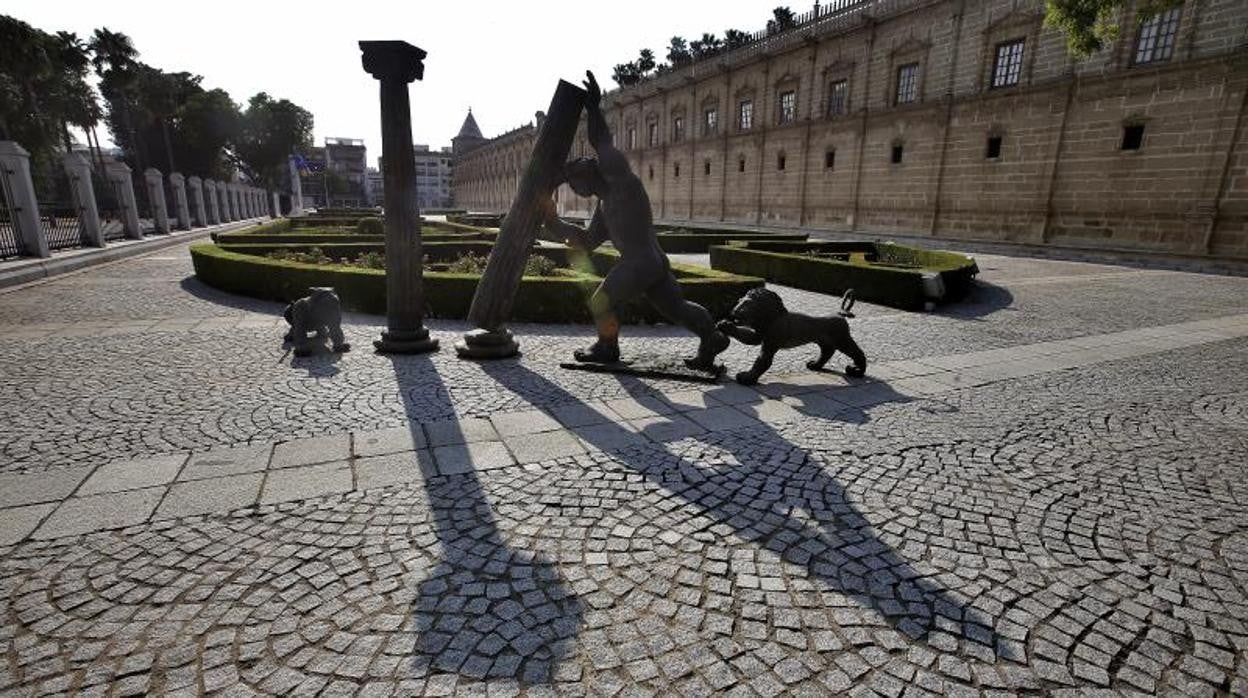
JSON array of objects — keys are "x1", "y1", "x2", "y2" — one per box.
[
  {"x1": 562, "y1": 157, "x2": 603, "y2": 197},
  {"x1": 731, "y1": 287, "x2": 786, "y2": 330}
]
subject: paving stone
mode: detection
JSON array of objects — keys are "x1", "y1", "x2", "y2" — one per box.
[
  {"x1": 489, "y1": 409, "x2": 563, "y2": 437},
  {"x1": 571, "y1": 422, "x2": 647, "y2": 451},
  {"x1": 503, "y1": 429, "x2": 586, "y2": 464},
  {"x1": 630, "y1": 414, "x2": 705, "y2": 443},
  {"x1": 0, "y1": 467, "x2": 92, "y2": 508},
  {"x1": 0, "y1": 503, "x2": 56, "y2": 545},
  {"x1": 33, "y1": 488, "x2": 164, "y2": 539},
  {"x1": 355, "y1": 451, "x2": 433, "y2": 490},
  {"x1": 155, "y1": 473, "x2": 263, "y2": 518},
  {"x1": 685, "y1": 406, "x2": 762, "y2": 431},
  {"x1": 77, "y1": 454, "x2": 186, "y2": 495},
  {"x1": 270, "y1": 434, "x2": 351, "y2": 469},
  {"x1": 425, "y1": 417, "x2": 499, "y2": 447},
  {"x1": 180, "y1": 444, "x2": 271, "y2": 480},
  {"x1": 432, "y1": 441, "x2": 514, "y2": 475},
  {"x1": 259, "y1": 462, "x2": 352, "y2": 504},
  {"x1": 354, "y1": 426, "x2": 426, "y2": 457}
]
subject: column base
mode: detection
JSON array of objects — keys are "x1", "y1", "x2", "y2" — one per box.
[
  {"x1": 373, "y1": 327, "x2": 440, "y2": 354},
  {"x1": 455, "y1": 327, "x2": 519, "y2": 359}
]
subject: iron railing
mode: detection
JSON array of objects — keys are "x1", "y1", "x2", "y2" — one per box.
[
  {"x1": 94, "y1": 172, "x2": 127, "y2": 241},
  {"x1": 0, "y1": 173, "x2": 21, "y2": 259},
  {"x1": 35, "y1": 167, "x2": 88, "y2": 251}
]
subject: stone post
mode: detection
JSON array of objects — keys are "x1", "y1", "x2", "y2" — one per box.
[
  {"x1": 271, "y1": 190, "x2": 280, "y2": 218},
  {"x1": 105, "y1": 162, "x2": 143, "y2": 240},
  {"x1": 289, "y1": 157, "x2": 304, "y2": 215},
  {"x1": 244, "y1": 187, "x2": 253, "y2": 218},
  {"x1": 188, "y1": 176, "x2": 206, "y2": 226},
  {"x1": 203, "y1": 180, "x2": 219, "y2": 224},
  {"x1": 62, "y1": 152, "x2": 105, "y2": 248},
  {"x1": 457, "y1": 80, "x2": 586, "y2": 358},
  {"x1": 0, "y1": 141, "x2": 50, "y2": 257},
  {"x1": 169, "y1": 172, "x2": 191, "y2": 230},
  {"x1": 224, "y1": 184, "x2": 236, "y2": 221},
  {"x1": 229, "y1": 184, "x2": 240, "y2": 220},
  {"x1": 360, "y1": 40, "x2": 438, "y2": 354},
  {"x1": 144, "y1": 168, "x2": 170, "y2": 234}
]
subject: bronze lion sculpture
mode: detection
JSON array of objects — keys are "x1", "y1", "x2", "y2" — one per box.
[
  {"x1": 283, "y1": 287, "x2": 351, "y2": 357},
  {"x1": 716, "y1": 288, "x2": 866, "y2": 385}
]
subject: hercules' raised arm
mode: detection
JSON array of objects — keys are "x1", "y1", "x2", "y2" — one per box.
[{"x1": 582, "y1": 71, "x2": 630, "y2": 182}]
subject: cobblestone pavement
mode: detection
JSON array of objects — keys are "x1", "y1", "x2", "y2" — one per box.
[{"x1": 1, "y1": 241, "x2": 1247, "y2": 695}]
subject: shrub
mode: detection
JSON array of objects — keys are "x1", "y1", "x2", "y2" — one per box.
[
  {"x1": 356, "y1": 217, "x2": 384, "y2": 235},
  {"x1": 352, "y1": 251, "x2": 386, "y2": 269},
  {"x1": 267, "y1": 246, "x2": 332, "y2": 265}
]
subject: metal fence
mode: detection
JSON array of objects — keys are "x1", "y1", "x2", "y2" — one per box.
[
  {"x1": 94, "y1": 172, "x2": 126, "y2": 241},
  {"x1": 34, "y1": 167, "x2": 88, "y2": 251},
  {"x1": 0, "y1": 174, "x2": 22, "y2": 259}
]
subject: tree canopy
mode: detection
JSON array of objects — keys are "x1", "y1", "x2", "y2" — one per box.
[{"x1": 1043, "y1": 0, "x2": 1183, "y2": 57}]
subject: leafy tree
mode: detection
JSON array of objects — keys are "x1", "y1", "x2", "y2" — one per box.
[
  {"x1": 1044, "y1": 0, "x2": 1181, "y2": 57},
  {"x1": 666, "y1": 36, "x2": 692, "y2": 66},
  {"x1": 691, "y1": 32, "x2": 723, "y2": 59},
  {"x1": 636, "y1": 49, "x2": 656, "y2": 75},
  {"x1": 767, "y1": 6, "x2": 796, "y2": 34},
  {"x1": 611, "y1": 62, "x2": 641, "y2": 87},
  {"x1": 724, "y1": 28, "x2": 752, "y2": 50},
  {"x1": 234, "y1": 92, "x2": 313, "y2": 189}
]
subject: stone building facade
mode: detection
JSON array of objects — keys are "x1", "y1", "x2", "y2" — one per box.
[{"x1": 453, "y1": 0, "x2": 1248, "y2": 259}]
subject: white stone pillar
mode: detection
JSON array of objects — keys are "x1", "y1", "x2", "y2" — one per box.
[
  {"x1": 104, "y1": 162, "x2": 143, "y2": 240},
  {"x1": 203, "y1": 180, "x2": 219, "y2": 224},
  {"x1": 168, "y1": 172, "x2": 191, "y2": 230},
  {"x1": 289, "y1": 157, "x2": 304, "y2": 215},
  {"x1": 62, "y1": 152, "x2": 105, "y2": 248},
  {"x1": 246, "y1": 188, "x2": 255, "y2": 217},
  {"x1": 218, "y1": 183, "x2": 231, "y2": 221},
  {"x1": 144, "y1": 168, "x2": 170, "y2": 233},
  {"x1": 231, "y1": 184, "x2": 242, "y2": 220},
  {"x1": 187, "y1": 176, "x2": 206, "y2": 227},
  {"x1": 0, "y1": 141, "x2": 50, "y2": 257},
  {"x1": 272, "y1": 190, "x2": 281, "y2": 218}
]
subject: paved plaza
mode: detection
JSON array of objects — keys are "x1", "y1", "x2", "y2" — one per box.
[{"x1": 1, "y1": 243, "x2": 1247, "y2": 695}]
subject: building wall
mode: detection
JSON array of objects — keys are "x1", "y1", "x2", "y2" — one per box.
[{"x1": 454, "y1": 0, "x2": 1248, "y2": 258}]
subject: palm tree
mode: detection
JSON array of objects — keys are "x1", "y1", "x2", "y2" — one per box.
[{"x1": 89, "y1": 28, "x2": 143, "y2": 170}]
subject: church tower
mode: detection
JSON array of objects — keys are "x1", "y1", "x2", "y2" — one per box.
[{"x1": 451, "y1": 108, "x2": 486, "y2": 158}]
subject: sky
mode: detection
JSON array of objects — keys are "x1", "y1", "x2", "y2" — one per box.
[{"x1": 9, "y1": 0, "x2": 783, "y2": 168}]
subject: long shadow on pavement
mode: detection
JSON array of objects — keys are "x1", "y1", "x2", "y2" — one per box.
[
  {"x1": 481, "y1": 359, "x2": 1011, "y2": 660},
  {"x1": 387, "y1": 355, "x2": 583, "y2": 685}
]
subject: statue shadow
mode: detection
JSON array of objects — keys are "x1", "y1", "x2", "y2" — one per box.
[
  {"x1": 480, "y1": 360, "x2": 1012, "y2": 660},
  {"x1": 287, "y1": 350, "x2": 343, "y2": 378},
  {"x1": 386, "y1": 356, "x2": 583, "y2": 685},
  {"x1": 932, "y1": 280, "x2": 1015, "y2": 321}
]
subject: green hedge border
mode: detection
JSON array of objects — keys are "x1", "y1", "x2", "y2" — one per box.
[
  {"x1": 709, "y1": 241, "x2": 978, "y2": 311},
  {"x1": 654, "y1": 231, "x2": 809, "y2": 253},
  {"x1": 191, "y1": 243, "x2": 761, "y2": 323}
]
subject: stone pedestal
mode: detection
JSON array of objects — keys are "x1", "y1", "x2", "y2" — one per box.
[
  {"x1": 361, "y1": 40, "x2": 439, "y2": 355},
  {"x1": 0, "y1": 141, "x2": 49, "y2": 257},
  {"x1": 169, "y1": 173, "x2": 191, "y2": 230},
  {"x1": 63, "y1": 152, "x2": 105, "y2": 247},
  {"x1": 105, "y1": 162, "x2": 143, "y2": 240},
  {"x1": 456, "y1": 80, "x2": 586, "y2": 359},
  {"x1": 144, "y1": 168, "x2": 170, "y2": 234}
]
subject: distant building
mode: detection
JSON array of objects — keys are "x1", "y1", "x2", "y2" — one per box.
[
  {"x1": 299, "y1": 137, "x2": 369, "y2": 208},
  {"x1": 365, "y1": 167, "x2": 384, "y2": 207},
  {"x1": 451, "y1": 109, "x2": 486, "y2": 158},
  {"x1": 377, "y1": 144, "x2": 454, "y2": 211}
]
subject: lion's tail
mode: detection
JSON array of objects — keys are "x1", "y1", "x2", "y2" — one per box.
[{"x1": 838, "y1": 288, "x2": 857, "y2": 319}]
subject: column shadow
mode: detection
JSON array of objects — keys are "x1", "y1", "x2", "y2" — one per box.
[
  {"x1": 480, "y1": 360, "x2": 1013, "y2": 660},
  {"x1": 386, "y1": 356, "x2": 583, "y2": 685}
]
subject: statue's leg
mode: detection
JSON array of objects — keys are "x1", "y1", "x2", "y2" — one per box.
[
  {"x1": 326, "y1": 304, "x2": 350, "y2": 352},
  {"x1": 736, "y1": 348, "x2": 776, "y2": 385},
  {"x1": 645, "y1": 273, "x2": 729, "y2": 369},
  {"x1": 575, "y1": 262, "x2": 649, "y2": 363},
  {"x1": 808, "y1": 342, "x2": 835, "y2": 371},
  {"x1": 840, "y1": 335, "x2": 867, "y2": 376}
]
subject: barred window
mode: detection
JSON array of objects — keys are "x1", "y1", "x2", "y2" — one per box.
[
  {"x1": 827, "y1": 79, "x2": 848, "y2": 116},
  {"x1": 778, "y1": 90, "x2": 796, "y2": 124},
  {"x1": 673, "y1": 116, "x2": 684, "y2": 143},
  {"x1": 647, "y1": 123, "x2": 657, "y2": 147},
  {"x1": 704, "y1": 108, "x2": 718, "y2": 136},
  {"x1": 739, "y1": 100, "x2": 753, "y2": 130},
  {"x1": 1135, "y1": 6, "x2": 1181, "y2": 64},
  {"x1": 896, "y1": 63, "x2": 919, "y2": 104},
  {"x1": 991, "y1": 39, "x2": 1025, "y2": 88}
]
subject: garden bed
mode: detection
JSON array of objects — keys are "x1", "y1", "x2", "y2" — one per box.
[
  {"x1": 191, "y1": 241, "x2": 761, "y2": 323},
  {"x1": 709, "y1": 240, "x2": 978, "y2": 311}
]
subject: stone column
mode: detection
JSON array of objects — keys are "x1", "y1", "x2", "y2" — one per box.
[
  {"x1": 105, "y1": 162, "x2": 143, "y2": 240},
  {"x1": 289, "y1": 157, "x2": 304, "y2": 215},
  {"x1": 144, "y1": 168, "x2": 170, "y2": 234},
  {"x1": 203, "y1": 180, "x2": 219, "y2": 224},
  {"x1": 457, "y1": 81, "x2": 586, "y2": 358},
  {"x1": 0, "y1": 141, "x2": 50, "y2": 257},
  {"x1": 224, "y1": 184, "x2": 236, "y2": 221},
  {"x1": 62, "y1": 152, "x2": 105, "y2": 248},
  {"x1": 271, "y1": 190, "x2": 280, "y2": 218},
  {"x1": 187, "y1": 176, "x2": 206, "y2": 226},
  {"x1": 360, "y1": 40, "x2": 438, "y2": 354},
  {"x1": 168, "y1": 172, "x2": 191, "y2": 230},
  {"x1": 228, "y1": 184, "x2": 239, "y2": 220}
]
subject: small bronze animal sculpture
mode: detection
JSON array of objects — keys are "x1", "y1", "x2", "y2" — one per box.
[
  {"x1": 283, "y1": 287, "x2": 351, "y2": 357},
  {"x1": 717, "y1": 288, "x2": 866, "y2": 385}
]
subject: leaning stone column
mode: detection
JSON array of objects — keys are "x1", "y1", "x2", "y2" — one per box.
[
  {"x1": 360, "y1": 40, "x2": 438, "y2": 354},
  {"x1": 188, "y1": 176, "x2": 206, "y2": 226},
  {"x1": 63, "y1": 152, "x2": 105, "y2": 247},
  {"x1": 457, "y1": 81, "x2": 586, "y2": 358},
  {"x1": 289, "y1": 157, "x2": 304, "y2": 215},
  {"x1": 105, "y1": 162, "x2": 143, "y2": 240},
  {"x1": 144, "y1": 168, "x2": 170, "y2": 234},
  {"x1": 203, "y1": 180, "x2": 219, "y2": 224},
  {"x1": 169, "y1": 172, "x2": 191, "y2": 230},
  {"x1": 0, "y1": 141, "x2": 50, "y2": 257}
]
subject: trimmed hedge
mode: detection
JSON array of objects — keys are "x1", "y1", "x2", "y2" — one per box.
[
  {"x1": 709, "y1": 241, "x2": 978, "y2": 311},
  {"x1": 447, "y1": 213, "x2": 504, "y2": 228},
  {"x1": 191, "y1": 243, "x2": 760, "y2": 323},
  {"x1": 655, "y1": 231, "x2": 809, "y2": 253}
]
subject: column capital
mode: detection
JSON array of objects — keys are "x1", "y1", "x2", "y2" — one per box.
[{"x1": 359, "y1": 41, "x2": 426, "y2": 83}]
